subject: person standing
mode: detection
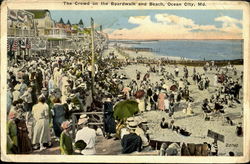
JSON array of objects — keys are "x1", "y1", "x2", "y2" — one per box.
[
  {"x1": 60, "y1": 121, "x2": 73, "y2": 155},
  {"x1": 15, "y1": 115, "x2": 32, "y2": 154},
  {"x1": 174, "y1": 66, "x2": 179, "y2": 77},
  {"x1": 48, "y1": 76, "x2": 55, "y2": 95},
  {"x1": 20, "y1": 87, "x2": 33, "y2": 113},
  {"x1": 7, "y1": 86, "x2": 13, "y2": 114},
  {"x1": 7, "y1": 112, "x2": 18, "y2": 154},
  {"x1": 169, "y1": 99, "x2": 175, "y2": 119},
  {"x1": 214, "y1": 74, "x2": 218, "y2": 86},
  {"x1": 211, "y1": 141, "x2": 218, "y2": 156},
  {"x1": 103, "y1": 97, "x2": 116, "y2": 139},
  {"x1": 12, "y1": 84, "x2": 21, "y2": 102},
  {"x1": 51, "y1": 98, "x2": 66, "y2": 140},
  {"x1": 158, "y1": 91, "x2": 166, "y2": 111},
  {"x1": 75, "y1": 115, "x2": 96, "y2": 155},
  {"x1": 136, "y1": 97, "x2": 146, "y2": 113},
  {"x1": 31, "y1": 96, "x2": 50, "y2": 151},
  {"x1": 164, "y1": 95, "x2": 170, "y2": 113}
]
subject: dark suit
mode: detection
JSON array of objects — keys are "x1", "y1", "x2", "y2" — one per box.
[{"x1": 121, "y1": 133, "x2": 142, "y2": 154}]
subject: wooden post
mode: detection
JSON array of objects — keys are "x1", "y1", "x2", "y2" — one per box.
[
  {"x1": 72, "y1": 114, "x2": 76, "y2": 139},
  {"x1": 91, "y1": 17, "x2": 95, "y2": 100}
]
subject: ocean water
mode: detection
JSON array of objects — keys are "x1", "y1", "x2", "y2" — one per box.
[{"x1": 119, "y1": 40, "x2": 243, "y2": 60}]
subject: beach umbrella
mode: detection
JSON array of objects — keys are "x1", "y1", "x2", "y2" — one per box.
[
  {"x1": 113, "y1": 100, "x2": 139, "y2": 120},
  {"x1": 134, "y1": 90, "x2": 145, "y2": 99},
  {"x1": 170, "y1": 85, "x2": 178, "y2": 92}
]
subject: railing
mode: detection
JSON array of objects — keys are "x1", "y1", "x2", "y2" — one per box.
[
  {"x1": 47, "y1": 34, "x2": 67, "y2": 38},
  {"x1": 71, "y1": 112, "x2": 104, "y2": 139},
  {"x1": 8, "y1": 28, "x2": 36, "y2": 37}
]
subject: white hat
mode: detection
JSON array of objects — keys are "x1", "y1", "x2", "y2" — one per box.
[
  {"x1": 14, "y1": 84, "x2": 21, "y2": 91},
  {"x1": 80, "y1": 114, "x2": 88, "y2": 119},
  {"x1": 127, "y1": 121, "x2": 138, "y2": 129},
  {"x1": 134, "y1": 116, "x2": 143, "y2": 124},
  {"x1": 126, "y1": 117, "x2": 134, "y2": 123},
  {"x1": 141, "y1": 118, "x2": 148, "y2": 124},
  {"x1": 78, "y1": 114, "x2": 89, "y2": 125},
  {"x1": 106, "y1": 98, "x2": 111, "y2": 102}
]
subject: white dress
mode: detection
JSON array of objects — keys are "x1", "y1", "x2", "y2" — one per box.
[
  {"x1": 32, "y1": 102, "x2": 50, "y2": 144},
  {"x1": 136, "y1": 98, "x2": 145, "y2": 112}
]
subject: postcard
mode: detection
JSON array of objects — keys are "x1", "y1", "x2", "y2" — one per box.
[{"x1": 1, "y1": 0, "x2": 249, "y2": 163}]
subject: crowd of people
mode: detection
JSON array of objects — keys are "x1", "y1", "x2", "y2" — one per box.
[
  {"x1": 6, "y1": 37, "x2": 243, "y2": 156},
  {"x1": 6, "y1": 35, "x2": 115, "y2": 154}
]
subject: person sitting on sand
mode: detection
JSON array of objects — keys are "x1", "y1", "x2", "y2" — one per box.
[
  {"x1": 160, "y1": 117, "x2": 169, "y2": 129},
  {"x1": 202, "y1": 99, "x2": 212, "y2": 113},
  {"x1": 178, "y1": 127, "x2": 192, "y2": 136},
  {"x1": 214, "y1": 100, "x2": 224, "y2": 113}
]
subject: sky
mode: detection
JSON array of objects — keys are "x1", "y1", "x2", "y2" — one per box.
[{"x1": 50, "y1": 10, "x2": 243, "y2": 40}]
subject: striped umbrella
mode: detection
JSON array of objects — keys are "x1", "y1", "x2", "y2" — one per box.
[
  {"x1": 11, "y1": 39, "x2": 18, "y2": 52},
  {"x1": 7, "y1": 39, "x2": 11, "y2": 52}
]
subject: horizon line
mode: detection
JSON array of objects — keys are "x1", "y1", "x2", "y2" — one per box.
[{"x1": 109, "y1": 38, "x2": 243, "y2": 41}]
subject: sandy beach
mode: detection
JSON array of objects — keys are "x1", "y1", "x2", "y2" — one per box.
[{"x1": 104, "y1": 45, "x2": 244, "y2": 156}]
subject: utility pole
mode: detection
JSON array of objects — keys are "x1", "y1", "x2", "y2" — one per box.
[{"x1": 91, "y1": 17, "x2": 95, "y2": 99}]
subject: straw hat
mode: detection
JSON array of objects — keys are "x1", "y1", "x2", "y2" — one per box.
[
  {"x1": 78, "y1": 114, "x2": 89, "y2": 125},
  {"x1": 126, "y1": 117, "x2": 134, "y2": 123},
  {"x1": 134, "y1": 116, "x2": 143, "y2": 124},
  {"x1": 127, "y1": 121, "x2": 138, "y2": 130},
  {"x1": 106, "y1": 98, "x2": 111, "y2": 102},
  {"x1": 14, "y1": 84, "x2": 21, "y2": 91},
  {"x1": 141, "y1": 118, "x2": 148, "y2": 124}
]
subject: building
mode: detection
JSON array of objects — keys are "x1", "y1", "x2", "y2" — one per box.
[
  {"x1": 27, "y1": 10, "x2": 54, "y2": 36},
  {"x1": 7, "y1": 10, "x2": 37, "y2": 37}
]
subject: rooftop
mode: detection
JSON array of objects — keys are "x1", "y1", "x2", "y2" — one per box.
[{"x1": 26, "y1": 10, "x2": 50, "y2": 19}]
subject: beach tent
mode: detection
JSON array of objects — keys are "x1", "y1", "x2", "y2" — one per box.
[{"x1": 113, "y1": 100, "x2": 139, "y2": 120}]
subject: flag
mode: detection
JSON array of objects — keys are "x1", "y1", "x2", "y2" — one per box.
[
  {"x1": 7, "y1": 39, "x2": 11, "y2": 52},
  {"x1": 9, "y1": 10, "x2": 17, "y2": 21},
  {"x1": 91, "y1": 17, "x2": 94, "y2": 29},
  {"x1": 17, "y1": 11, "x2": 25, "y2": 22},
  {"x1": 12, "y1": 39, "x2": 18, "y2": 52}
]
